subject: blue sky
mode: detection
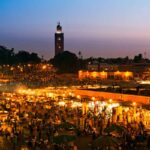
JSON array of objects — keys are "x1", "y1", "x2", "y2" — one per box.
[{"x1": 0, "y1": 0, "x2": 150, "y2": 59}]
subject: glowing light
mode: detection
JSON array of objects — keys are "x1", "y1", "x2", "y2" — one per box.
[
  {"x1": 139, "y1": 80, "x2": 150, "y2": 85},
  {"x1": 58, "y1": 101, "x2": 66, "y2": 106},
  {"x1": 91, "y1": 72, "x2": 98, "y2": 78},
  {"x1": 109, "y1": 99, "x2": 112, "y2": 103},
  {"x1": 10, "y1": 67, "x2": 14, "y2": 71},
  {"x1": 95, "y1": 101, "x2": 99, "y2": 105},
  {"x1": 132, "y1": 102, "x2": 136, "y2": 106},
  {"x1": 124, "y1": 108, "x2": 129, "y2": 112},
  {"x1": 125, "y1": 71, "x2": 130, "y2": 77},
  {"x1": 91, "y1": 97, "x2": 95, "y2": 101},
  {"x1": 62, "y1": 93, "x2": 66, "y2": 97},
  {"x1": 101, "y1": 102, "x2": 107, "y2": 106},
  {"x1": 77, "y1": 95, "x2": 81, "y2": 99},
  {"x1": 72, "y1": 102, "x2": 82, "y2": 108},
  {"x1": 112, "y1": 103, "x2": 120, "y2": 107},
  {"x1": 88, "y1": 102, "x2": 95, "y2": 107},
  {"x1": 108, "y1": 103, "x2": 119, "y2": 109},
  {"x1": 28, "y1": 64, "x2": 31, "y2": 67},
  {"x1": 56, "y1": 31, "x2": 62, "y2": 34},
  {"x1": 42, "y1": 65, "x2": 47, "y2": 70},
  {"x1": 47, "y1": 93, "x2": 53, "y2": 97}
]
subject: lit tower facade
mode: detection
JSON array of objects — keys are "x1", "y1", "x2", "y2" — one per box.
[{"x1": 55, "y1": 22, "x2": 64, "y2": 56}]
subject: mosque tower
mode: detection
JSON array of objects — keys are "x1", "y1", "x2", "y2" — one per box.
[{"x1": 55, "y1": 22, "x2": 64, "y2": 56}]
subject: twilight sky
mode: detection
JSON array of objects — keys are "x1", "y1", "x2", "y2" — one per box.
[{"x1": 0, "y1": 0, "x2": 150, "y2": 59}]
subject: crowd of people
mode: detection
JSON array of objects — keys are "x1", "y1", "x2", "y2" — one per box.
[{"x1": 0, "y1": 92, "x2": 150, "y2": 150}]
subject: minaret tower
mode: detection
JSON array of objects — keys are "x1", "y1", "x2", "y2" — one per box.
[{"x1": 55, "y1": 22, "x2": 64, "y2": 56}]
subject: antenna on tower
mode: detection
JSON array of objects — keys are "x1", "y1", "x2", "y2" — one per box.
[{"x1": 144, "y1": 51, "x2": 147, "y2": 59}]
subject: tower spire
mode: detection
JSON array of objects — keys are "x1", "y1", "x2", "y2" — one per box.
[{"x1": 56, "y1": 22, "x2": 62, "y2": 33}]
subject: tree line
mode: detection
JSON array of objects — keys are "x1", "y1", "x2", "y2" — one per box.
[
  {"x1": 50, "y1": 51, "x2": 149, "y2": 73},
  {"x1": 1, "y1": 45, "x2": 149, "y2": 73},
  {"x1": 0, "y1": 45, "x2": 41, "y2": 64}
]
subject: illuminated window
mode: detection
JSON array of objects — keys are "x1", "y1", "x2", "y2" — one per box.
[{"x1": 58, "y1": 37, "x2": 61, "y2": 41}]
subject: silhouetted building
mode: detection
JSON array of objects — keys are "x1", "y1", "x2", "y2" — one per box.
[
  {"x1": 55, "y1": 22, "x2": 64, "y2": 56},
  {"x1": 87, "y1": 61, "x2": 118, "y2": 71}
]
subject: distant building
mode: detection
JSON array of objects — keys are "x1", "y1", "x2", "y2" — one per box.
[
  {"x1": 99, "y1": 63, "x2": 118, "y2": 71},
  {"x1": 87, "y1": 61, "x2": 118, "y2": 71},
  {"x1": 78, "y1": 70, "x2": 133, "y2": 81},
  {"x1": 119, "y1": 63, "x2": 150, "y2": 78},
  {"x1": 87, "y1": 62, "x2": 99, "y2": 71},
  {"x1": 55, "y1": 22, "x2": 64, "y2": 56}
]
